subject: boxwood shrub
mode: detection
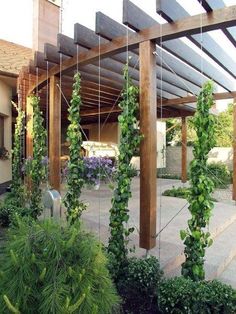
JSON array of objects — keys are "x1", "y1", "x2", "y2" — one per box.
[{"x1": 158, "y1": 276, "x2": 236, "y2": 313}]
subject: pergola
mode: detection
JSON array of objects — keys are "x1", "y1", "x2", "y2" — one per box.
[{"x1": 19, "y1": 0, "x2": 236, "y2": 251}]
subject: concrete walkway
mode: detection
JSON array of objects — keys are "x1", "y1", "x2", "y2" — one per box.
[{"x1": 60, "y1": 178, "x2": 236, "y2": 287}]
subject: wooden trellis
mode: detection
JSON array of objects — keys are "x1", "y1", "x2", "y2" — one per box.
[{"x1": 19, "y1": 0, "x2": 236, "y2": 250}]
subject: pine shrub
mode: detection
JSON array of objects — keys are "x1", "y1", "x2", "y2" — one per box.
[{"x1": 0, "y1": 218, "x2": 120, "y2": 313}]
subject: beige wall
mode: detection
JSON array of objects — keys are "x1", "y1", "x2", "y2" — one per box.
[
  {"x1": 0, "y1": 79, "x2": 12, "y2": 184},
  {"x1": 84, "y1": 122, "x2": 119, "y2": 143},
  {"x1": 165, "y1": 146, "x2": 233, "y2": 175}
]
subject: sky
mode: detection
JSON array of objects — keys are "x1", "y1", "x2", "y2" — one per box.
[
  {"x1": 0, "y1": 0, "x2": 235, "y2": 109},
  {"x1": 0, "y1": 0, "x2": 235, "y2": 48}
]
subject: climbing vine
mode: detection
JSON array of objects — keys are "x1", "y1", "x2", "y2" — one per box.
[
  {"x1": 64, "y1": 72, "x2": 86, "y2": 223},
  {"x1": 28, "y1": 95, "x2": 47, "y2": 218},
  {"x1": 181, "y1": 81, "x2": 216, "y2": 281},
  {"x1": 108, "y1": 66, "x2": 142, "y2": 280},
  {"x1": 11, "y1": 102, "x2": 25, "y2": 206}
]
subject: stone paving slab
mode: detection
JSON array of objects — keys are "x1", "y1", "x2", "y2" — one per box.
[{"x1": 60, "y1": 178, "x2": 236, "y2": 281}]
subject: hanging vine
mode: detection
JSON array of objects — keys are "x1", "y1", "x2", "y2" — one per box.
[
  {"x1": 64, "y1": 72, "x2": 86, "y2": 223},
  {"x1": 28, "y1": 95, "x2": 47, "y2": 218},
  {"x1": 181, "y1": 81, "x2": 216, "y2": 281},
  {"x1": 108, "y1": 66, "x2": 142, "y2": 280},
  {"x1": 10, "y1": 102, "x2": 25, "y2": 206}
]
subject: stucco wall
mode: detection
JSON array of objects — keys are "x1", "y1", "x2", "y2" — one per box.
[
  {"x1": 165, "y1": 146, "x2": 233, "y2": 175},
  {"x1": 85, "y1": 122, "x2": 119, "y2": 143},
  {"x1": 0, "y1": 79, "x2": 12, "y2": 184}
]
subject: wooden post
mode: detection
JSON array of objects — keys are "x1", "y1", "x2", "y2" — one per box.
[
  {"x1": 49, "y1": 75, "x2": 61, "y2": 192},
  {"x1": 26, "y1": 96, "x2": 33, "y2": 159},
  {"x1": 139, "y1": 40, "x2": 157, "y2": 250},
  {"x1": 233, "y1": 101, "x2": 236, "y2": 200},
  {"x1": 181, "y1": 117, "x2": 187, "y2": 183}
]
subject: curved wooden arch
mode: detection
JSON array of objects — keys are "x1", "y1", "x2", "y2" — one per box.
[{"x1": 28, "y1": 5, "x2": 236, "y2": 94}]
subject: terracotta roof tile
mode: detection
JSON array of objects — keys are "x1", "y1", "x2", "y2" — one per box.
[{"x1": 0, "y1": 39, "x2": 32, "y2": 76}]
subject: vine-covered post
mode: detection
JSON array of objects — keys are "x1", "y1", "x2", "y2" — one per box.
[
  {"x1": 28, "y1": 95, "x2": 47, "y2": 218},
  {"x1": 232, "y1": 100, "x2": 236, "y2": 200},
  {"x1": 108, "y1": 66, "x2": 142, "y2": 279},
  {"x1": 181, "y1": 81, "x2": 216, "y2": 281},
  {"x1": 11, "y1": 103, "x2": 25, "y2": 204},
  {"x1": 64, "y1": 73, "x2": 86, "y2": 223},
  {"x1": 181, "y1": 116, "x2": 187, "y2": 183}
]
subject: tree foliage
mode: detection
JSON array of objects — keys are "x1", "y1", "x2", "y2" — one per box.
[
  {"x1": 107, "y1": 66, "x2": 142, "y2": 280},
  {"x1": 64, "y1": 73, "x2": 86, "y2": 223},
  {"x1": 11, "y1": 102, "x2": 25, "y2": 206},
  {"x1": 166, "y1": 103, "x2": 234, "y2": 147},
  {"x1": 181, "y1": 81, "x2": 216, "y2": 281},
  {"x1": 215, "y1": 103, "x2": 233, "y2": 147}
]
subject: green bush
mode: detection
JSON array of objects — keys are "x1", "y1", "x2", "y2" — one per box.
[
  {"x1": 117, "y1": 256, "x2": 163, "y2": 313},
  {"x1": 157, "y1": 172, "x2": 182, "y2": 180},
  {"x1": 162, "y1": 186, "x2": 190, "y2": 199},
  {"x1": 0, "y1": 191, "x2": 29, "y2": 227},
  {"x1": 0, "y1": 218, "x2": 120, "y2": 313},
  {"x1": 158, "y1": 277, "x2": 236, "y2": 313},
  {"x1": 206, "y1": 162, "x2": 231, "y2": 189},
  {"x1": 162, "y1": 186, "x2": 217, "y2": 202}
]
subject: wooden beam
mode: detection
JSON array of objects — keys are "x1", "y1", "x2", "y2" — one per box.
[
  {"x1": 158, "y1": 92, "x2": 236, "y2": 106},
  {"x1": 139, "y1": 40, "x2": 157, "y2": 250},
  {"x1": 44, "y1": 43, "x2": 68, "y2": 64},
  {"x1": 57, "y1": 33, "x2": 87, "y2": 57},
  {"x1": 49, "y1": 75, "x2": 61, "y2": 192},
  {"x1": 233, "y1": 101, "x2": 236, "y2": 200},
  {"x1": 81, "y1": 106, "x2": 121, "y2": 117},
  {"x1": 181, "y1": 117, "x2": 187, "y2": 183},
  {"x1": 156, "y1": 0, "x2": 236, "y2": 80},
  {"x1": 29, "y1": 5, "x2": 236, "y2": 93}
]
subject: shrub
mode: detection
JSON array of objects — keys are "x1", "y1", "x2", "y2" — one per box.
[
  {"x1": 157, "y1": 172, "x2": 182, "y2": 180},
  {"x1": 0, "y1": 191, "x2": 29, "y2": 227},
  {"x1": 158, "y1": 277, "x2": 236, "y2": 313},
  {"x1": 162, "y1": 187, "x2": 217, "y2": 202},
  {"x1": 117, "y1": 256, "x2": 163, "y2": 313},
  {"x1": 162, "y1": 186, "x2": 190, "y2": 199},
  {"x1": 207, "y1": 162, "x2": 231, "y2": 189},
  {"x1": 0, "y1": 218, "x2": 120, "y2": 313}
]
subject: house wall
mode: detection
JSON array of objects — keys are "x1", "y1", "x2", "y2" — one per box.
[{"x1": 0, "y1": 79, "x2": 12, "y2": 184}]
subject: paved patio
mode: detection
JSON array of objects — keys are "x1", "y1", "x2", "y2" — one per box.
[{"x1": 60, "y1": 178, "x2": 236, "y2": 287}]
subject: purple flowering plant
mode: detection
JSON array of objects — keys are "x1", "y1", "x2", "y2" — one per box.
[
  {"x1": 83, "y1": 156, "x2": 116, "y2": 187},
  {"x1": 63, "y1": 156, "x2": 116, "y2": 187}
]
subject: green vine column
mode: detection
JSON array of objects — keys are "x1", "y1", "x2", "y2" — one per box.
[
  {"x1": 108, "y1": 67, "x2": 142, "y2": 279},
  {"x1": 11, "y1": 103, "x2": 25, "y2": 205},
  {"x1": 29, "y1": 95, "x2": 47, "y2": 218},
  {"x1": 64, "y1": 73, "x2": 86, "y2": 223},
  {"x1": 181, "y1": 81, "x2": 216, "y2": 281}
]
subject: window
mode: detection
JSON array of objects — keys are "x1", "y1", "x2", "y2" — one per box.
[{"x1": 0, "y1": 116, "x2": 4, "y2": 148}]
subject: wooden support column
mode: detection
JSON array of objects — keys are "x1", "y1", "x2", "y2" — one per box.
[
  {"x1": 139, "y1": 40, "x2": 157, "y2": 250},
  {"x1": 181, "y1": 117, "x2": 187, "y2": 183},
  {"x1": 233, "y1": 101, "x2": 236, "y2": 200},
  {"x1": 49, "y1": 75, "x2": 61, "y2": 192}
]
